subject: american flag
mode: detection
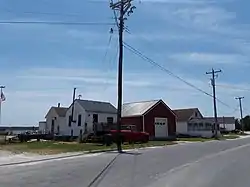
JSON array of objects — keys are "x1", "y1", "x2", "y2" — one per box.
[{"x1": 1, "y1": 91, "x2": 6, "y2": 102}]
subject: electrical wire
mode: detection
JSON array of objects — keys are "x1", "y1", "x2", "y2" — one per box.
[
  {"x1": 0, "y1": 21, "x2": 115, "y2": 26},
  {"x1": 123, "y1": 41, "x2": 233, "y2": 109}
]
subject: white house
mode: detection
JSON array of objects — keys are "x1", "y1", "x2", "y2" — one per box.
[
  {"x1": 64, "y1": 99, "x2": 117, "y2": 136},
  {"x1": 173, "y1": 108, "x2": 215, "y2": 138},
  {"x1": 204, "y1": 117, "x2": 235, "y2": 132},
  {"x1": 45, "y1": 105, "x2": 68, "y2": 135}
]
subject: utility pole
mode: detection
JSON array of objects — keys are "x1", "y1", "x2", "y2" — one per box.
[
  {"x1": 206, "y1": 68, "x2": 222, "y2": 138},
  {"x1": 71, "y1": 88, "x2": 76, "y2": 125},
  {"x1": 110, "y1": 0, "x2": 136, "y2": 152},
  {"x1": 0, "y1": 85, "x2": 6, "y2": 126},
  {"x1": 235, "y1": 96, "x2": 244, "y2": 132}
]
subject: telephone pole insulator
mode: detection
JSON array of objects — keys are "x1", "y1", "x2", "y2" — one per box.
[{"x1": 206, "y1": 68, "x2": 222, "y2": 139}]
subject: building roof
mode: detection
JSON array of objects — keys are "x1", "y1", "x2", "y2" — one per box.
[
  {"x1": 122, "y1": 99, "x2": 163, "y2": 117},
  {"x1": 53, "y1": 107, "x2": 68, "y2": 117},
  {"x1": 204, "y1": 117, "x2": 235, "y2": 124},
  {"x1": 76, "y1": 99, "x2": 117, "y2": 114},
  {"x1": 173, "y1": 108, "x2": 199, "y2": 121}
]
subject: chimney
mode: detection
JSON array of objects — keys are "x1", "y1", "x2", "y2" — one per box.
[{"x1": 58, "y1": 103, "x2": 60, "y2": 107}]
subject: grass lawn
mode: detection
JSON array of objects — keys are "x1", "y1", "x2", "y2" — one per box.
[
  {"x1": 177, "y1": 137, "x2": 214, "y2": 142},
  {"x1": 221, "y1": 134, "x2": 240, "y2": 140},
  {"x1": 0, "y1": 140, "x2": 176, "y2": 155}
]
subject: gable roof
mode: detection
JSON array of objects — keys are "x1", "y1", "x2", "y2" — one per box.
[
  {"x1": 54, "y1": 107, "x2": 68, "y2": 117},
  {"x1": 122, "y1": 100, "x2": 159, "y2": 117},
  {"x1": 173, "y1": 108, "x2": 200, "y2": 121},
  {"x1": 76, "y1": 99, "x2": 117, "y2": 114},
  {"x1": 122, "y1": 99, "x2": 175, "y2": 117},
  {"x1": 45, "y1": 107, "x2": 68, "y2": 118},
  {"x1": 204, "y1": 117, "x2": 235, "y2": 124}
]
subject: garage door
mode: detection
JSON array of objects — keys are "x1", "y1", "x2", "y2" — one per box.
[{"x1": 154, "y1": 118, "x2": 168, "y2": 138}]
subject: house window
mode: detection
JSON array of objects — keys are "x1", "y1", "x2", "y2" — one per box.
[
  {"x1": 68, "y1": 115, "x2": 72, "y2": 127},
  {"x1": 78, "y1": 114, "x2": 82, "y2": 126},
  {"x1": 107, "y1": 117, "x2": 113, "y2": 124},
  {"x1": 84, "y1": 123, "x2": 88, "y2": 134},
  {"x1": 51, "y1": 119, "x2": 55, "y2": 134},
  {"x1": 57, "y1": 125, "x2": 60, "y2": 134},
  {"x1": 193, "y1": 123, "x2": 198, "y2": 131},
  {"x1": 188, "y1": 123, "x2": 193, "y2": 131},
  {"x1": 199, "y1": 123, "x2": 203, "y2": 131},
  {"x1": 71, "y1": 129, "x2": 73, "y2": 137},
  {"x1": 205, "y1": 123, "x2": 211, "y2": 130},
  {"x1": 80, "y1": 129, "x2": 83, "y2": 135},
  {"x1": 93, "y1": 114, "x2": 98, "y2": 123},
  {"x1": 194, "y1": 112, "x2": 198, "y2": 117}
]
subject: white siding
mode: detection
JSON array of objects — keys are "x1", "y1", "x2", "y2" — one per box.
[
  {"x1": 220, "y1": 123, "x2": 235, "y2": 131},
  {"x1": 64, "y1": 102, "x2": 86, "y2": 136},
  {"x1": 45, "y1": 108, "x2": 58, "y2": 134},
  {"x1": 39, "y1": 121, "x2": 46, "y2": 133},
  {"x1": 64, "y1": 102, "x2": 117, "y2": 136},
  {"x1": 176, "y1": 121, "x2": 188, "y2": 134}
]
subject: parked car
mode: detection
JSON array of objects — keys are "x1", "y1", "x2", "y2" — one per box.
[{"x1": 109, "y1": 125, "x2": 149, "y2": 143}]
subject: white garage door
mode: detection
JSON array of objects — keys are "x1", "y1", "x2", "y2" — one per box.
[{"x1": 154, "y1": 118, "x2": 168, "y2": 138}]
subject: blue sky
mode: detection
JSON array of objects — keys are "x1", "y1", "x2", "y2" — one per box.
[{"x1": 0, "y1": 0, "x2": 249, "y2": 126}]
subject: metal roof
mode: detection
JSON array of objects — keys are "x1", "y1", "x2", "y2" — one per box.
[
  {"x1": 76, "y1": 99, "x2": 117, "y2": 114},
  {"x1": 173, "y1": 108, "x2": 199, "y2": 121},
  {"x1": 122, "y1": 100, "x2": 160, "y2": 117}
]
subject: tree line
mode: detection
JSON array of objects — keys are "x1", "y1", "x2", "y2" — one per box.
[{"x1": 235, "y1": 115, "x2": 250, "y2": 131}]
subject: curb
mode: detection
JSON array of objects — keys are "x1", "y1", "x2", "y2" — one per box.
[{"x1": 0, "y1": 149, "x2": 117, "y2": 167}]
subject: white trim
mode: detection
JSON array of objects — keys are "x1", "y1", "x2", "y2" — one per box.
[{"x1": 143, "y1": 100, "x2": 176, "y2": 117}]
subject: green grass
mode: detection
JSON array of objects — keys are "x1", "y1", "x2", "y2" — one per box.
[
  {"x1": 177, "y1": 137, "x2": 214, "y2": 142},
  {"x1": 221, "y1": 134, "x2": 240, "y2": 140},
  {"x1": 0, "y1": 140, "x2": 176, "y2": 155}
]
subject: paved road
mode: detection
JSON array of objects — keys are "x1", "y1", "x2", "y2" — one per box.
[{"x1": 1, "y1": 138, "x2": 250, "y2": 187}]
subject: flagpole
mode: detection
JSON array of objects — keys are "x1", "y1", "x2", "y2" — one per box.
[{"x1": 0, "y1": 86, "x2": 6, "y2": 126}]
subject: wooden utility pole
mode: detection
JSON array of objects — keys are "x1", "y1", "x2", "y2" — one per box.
[
  {"x1": 235, "y1": 96, "x2": 244, "y2": 132},
  {"x1": 110, "y1": 0, "x2": 136, "y2": 152},
  {"x1": 206, "y1": 68, "x2": 222, "y2": 138}
]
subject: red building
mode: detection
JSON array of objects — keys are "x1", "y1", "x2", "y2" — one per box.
[{"x1": 121, "y1": 99, "x2": 176, "y2": 139}]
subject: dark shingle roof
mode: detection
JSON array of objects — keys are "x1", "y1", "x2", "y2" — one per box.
[
  {"x1": 173, "y1": 108, "x2": 198, "y2": 121},
  {"x1": 76, "y1": 99, "x2": 117, "y2": 114},
  {"x1": 53, "y1": 107, "x2": 68, "y2": 117},
  {"x1": 122, "y1": 100, "x2": 159, "y2": 117}
]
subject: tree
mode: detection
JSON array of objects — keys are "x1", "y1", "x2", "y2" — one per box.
[
  {"x1": 235, "y1": 119, "x2": 241, "y2": 130},
  {"x1": 242, "y1": 115, "x2": 250, "y2": 131}
]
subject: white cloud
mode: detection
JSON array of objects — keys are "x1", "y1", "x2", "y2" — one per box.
[{"x1": 169, "y1": 52, "x2": 249, "y2": 65}]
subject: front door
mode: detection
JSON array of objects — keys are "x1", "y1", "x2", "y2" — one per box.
[{"x1": 154, "y1": 118, "x2": 168, "y2": 138}]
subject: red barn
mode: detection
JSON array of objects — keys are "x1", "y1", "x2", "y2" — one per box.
[{"x1": 121, "y1": 99, "x2": 176, "y2": 139}]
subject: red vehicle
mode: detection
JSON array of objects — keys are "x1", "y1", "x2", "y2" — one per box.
[{"x1": 109, "y1": 125, "x2": 149, "y2": 143}]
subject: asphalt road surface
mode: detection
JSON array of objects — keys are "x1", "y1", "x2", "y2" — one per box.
[{"x1": 1, "y1": 138, "x2": 250, "y2": 187}]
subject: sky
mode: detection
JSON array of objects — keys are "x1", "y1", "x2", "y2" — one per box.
[{"x1": 0, "y1": 0, "x2": 249, "y2": 126}]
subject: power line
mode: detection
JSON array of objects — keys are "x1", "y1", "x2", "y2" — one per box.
[
  {"x1": 0, "y1": 21, "x2": 115, "y2": 26},
  {"x1": 123, "y1": 42, "x2": 233, "y2": 109}
]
